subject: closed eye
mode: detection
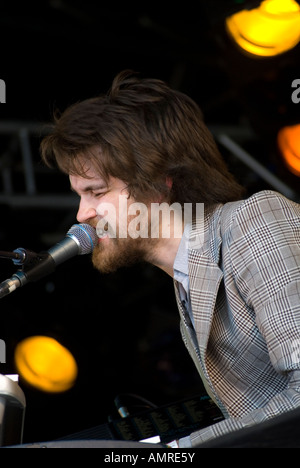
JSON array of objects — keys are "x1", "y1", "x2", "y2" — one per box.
[{"x1": 92, "y1": 191, "x2": 107, "y2": 198}]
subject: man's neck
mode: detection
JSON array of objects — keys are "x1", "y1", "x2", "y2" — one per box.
[
  {"x1": 144, "y1": 204, "x2": 185, "y2": 277},
  {"x1": 148, "y1": 235, "x2": 183, "y2": 278}
]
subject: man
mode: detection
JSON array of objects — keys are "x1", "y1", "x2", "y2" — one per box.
[{"x1": 40, "y1": 70, "x2": 300, "y2": 447}]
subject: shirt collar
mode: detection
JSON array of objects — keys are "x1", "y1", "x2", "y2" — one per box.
[{"x1": 173, "y1": 224, "x2": 191, "y2": 292}]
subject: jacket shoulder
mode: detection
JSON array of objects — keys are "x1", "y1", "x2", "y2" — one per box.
[{"x1": 221, "y1": 190, "x2": 300, "y2": 235}]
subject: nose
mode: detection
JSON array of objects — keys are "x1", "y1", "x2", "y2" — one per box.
[{"x1": 76, "y1": 198, "x2": 97, "y2": 223}]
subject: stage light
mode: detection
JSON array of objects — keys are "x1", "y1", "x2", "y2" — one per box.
[
  {"x1": 14, "y1": 336, "x2": 78, "y2": 393},
  {"x1": 277, "y1": 124, "x2": 300, "y2": 176},
  {"x1": 226, "y1": 0, "x2": 300, "y2": 57}
]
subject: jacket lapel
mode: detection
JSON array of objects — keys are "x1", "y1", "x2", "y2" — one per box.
[
  {"x1": 188, "y1": 204, "x2": 224, "y2": 358},
  {"x1": 188, "y1": 250, "x2": 224, "y2": 361},
  {"x1": 175, "y1": 205, "x2": 224, "y2": 401},
  {"x1": 174, "y1": 274, "x2": 222, "y2": 406}
]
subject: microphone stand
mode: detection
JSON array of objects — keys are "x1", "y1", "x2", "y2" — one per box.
[
  {"x1": 0, "y1": 251, "x2": 24, "y2": 261},
  {"x1": 0, "y1": 248, "x2": 42, "y2": 265},
  {"x1": 1, "y1": 248, "x2": 43, "y2": 266},
  {"x1": 0, "y1": 247, "x2": 56, "y2": 299}
]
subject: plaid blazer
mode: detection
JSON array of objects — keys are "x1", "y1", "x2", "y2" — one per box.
[{"x1": 174, "y1": 190, "x2": 300, "y2": 446}]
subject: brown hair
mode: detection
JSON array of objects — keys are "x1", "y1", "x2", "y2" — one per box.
[{"x1": 40, "y1": 70, "x2": 244, "y2": 207}]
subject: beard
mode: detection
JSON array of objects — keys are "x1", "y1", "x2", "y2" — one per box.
[{"x1": 92, "y1": 234, "x2": 158, "y2": 274}]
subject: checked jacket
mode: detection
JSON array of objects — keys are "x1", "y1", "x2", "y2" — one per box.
[{"x1": 174, "y1": 190, "x2": 300, "y2": 446}]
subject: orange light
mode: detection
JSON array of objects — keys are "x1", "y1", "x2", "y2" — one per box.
[
  {"x1": 226, "y1": 0, "x2": 300, "y2": 57},
  {"x1": 15, "y1": 336, "x2": 78, "y2": 393},
  {"x1": 277, "y1": 124, "x2": 300, "y2": 176}
]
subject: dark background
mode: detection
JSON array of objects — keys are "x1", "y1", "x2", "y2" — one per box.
[{"x1": 0, "y1": 0, "x2": 299, "y2": 444}]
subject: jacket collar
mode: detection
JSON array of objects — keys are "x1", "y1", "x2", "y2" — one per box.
[{"x1": 186, "y1": 204, "x2": 224, "y2": 356}]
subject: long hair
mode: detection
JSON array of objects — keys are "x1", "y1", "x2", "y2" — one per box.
[{"x1": 40, "y1": 70, "x2": 244, "y2": 207}]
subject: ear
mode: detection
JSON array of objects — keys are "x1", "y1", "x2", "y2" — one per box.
[
  {"x1": 155, "y1": 177, "x2": 173, "y2": 203},
  {"x1": 166, "y1": 176, "x2": 173, "y2": 189}
]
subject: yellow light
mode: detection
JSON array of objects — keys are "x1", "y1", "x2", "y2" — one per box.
[
  {"x1": 277, "y1": 124, "x2": 300, "y2": 176},
  {"x1": 15, "y1": 336, "x2": 78, "y2": 393},
  {"x1": 226, "y1": 0, "x2": 300, "y2": 57}
]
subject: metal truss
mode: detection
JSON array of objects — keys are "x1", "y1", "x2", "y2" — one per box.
[{"x1": 0, "y1": 121, "x2": 78, "y2": 210}]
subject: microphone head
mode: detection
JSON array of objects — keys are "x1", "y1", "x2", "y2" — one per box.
[{"x1": 66, "y1": 224, "x2": 98, "y2": 255}]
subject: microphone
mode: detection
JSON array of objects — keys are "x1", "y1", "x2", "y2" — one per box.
[{"x1": 0, "y1": 223, "x2": 98, "y2": 299}]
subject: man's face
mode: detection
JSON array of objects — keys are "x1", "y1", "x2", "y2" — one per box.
[{"x1": 70, "y1": 165, "x2": 157, "y2": 273}]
